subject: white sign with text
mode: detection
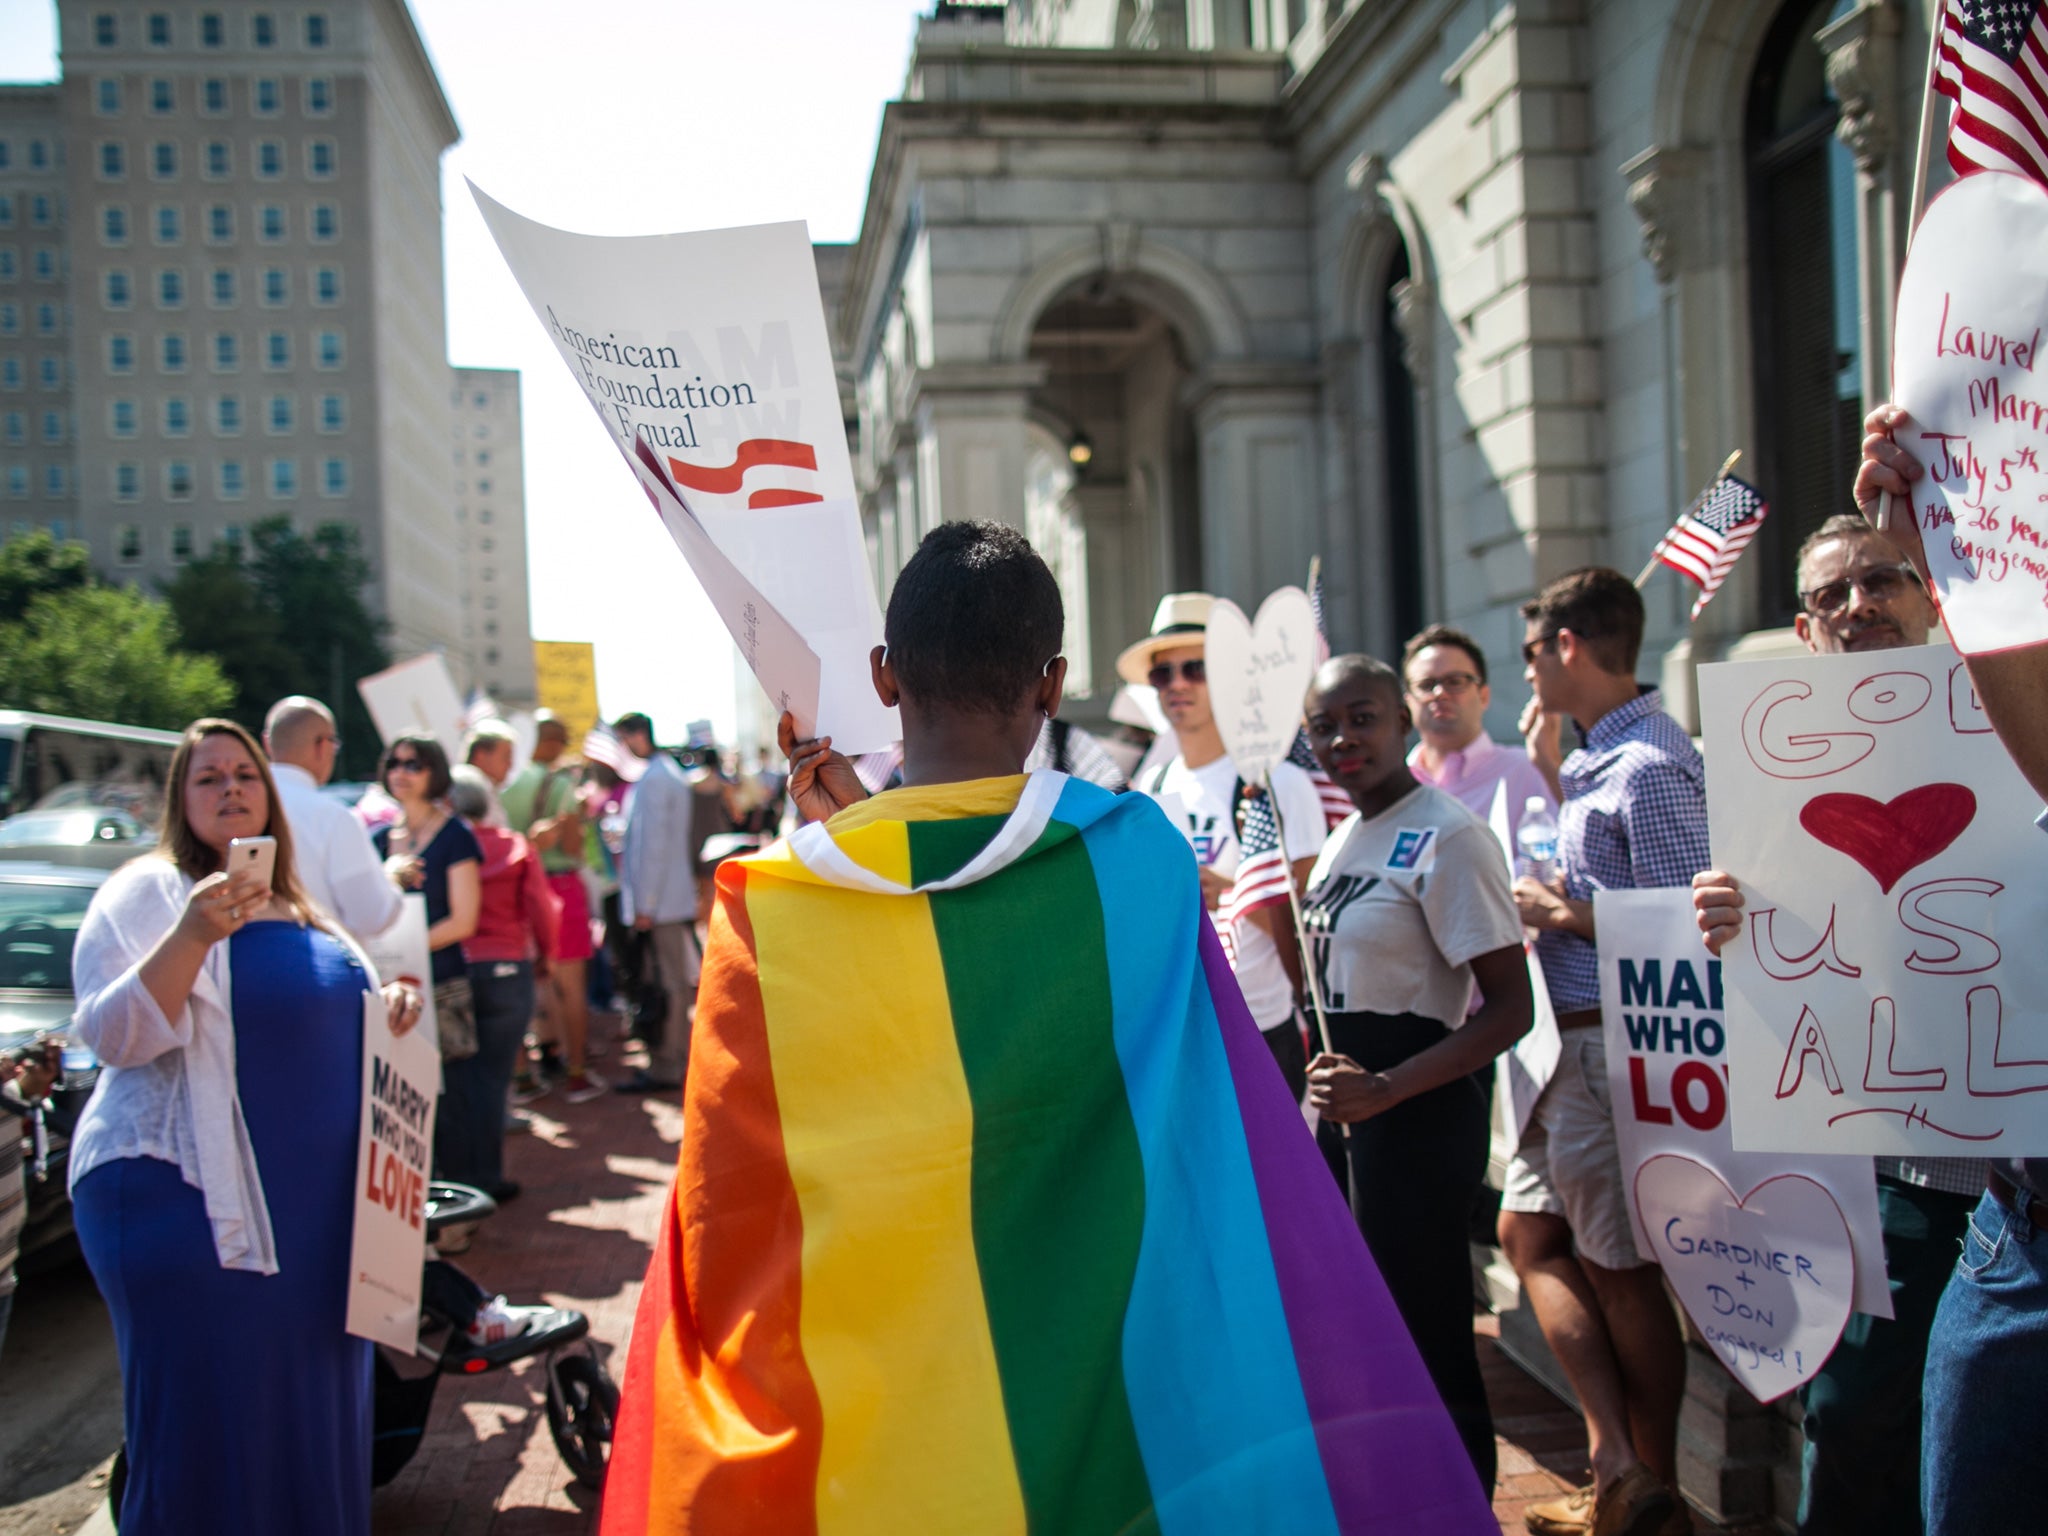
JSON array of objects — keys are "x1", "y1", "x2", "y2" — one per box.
[
  {"x1": 1205, "y1": 587, "x2": 1318, "y2": 784},
  {"x1": 358, "y1": 654, "x2": 467, "y2": 761},
  {"x1": 1700, "y1": 645, "x2": 2048, "y2": 1155}
]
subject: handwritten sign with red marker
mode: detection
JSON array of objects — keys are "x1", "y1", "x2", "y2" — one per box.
[
  {"x1": 1700, "y1": 647, "x2": 2048, "y2": 1156},
  {"x1": 1894, "y1": 171, "x2": 2048, "y2": 654}
]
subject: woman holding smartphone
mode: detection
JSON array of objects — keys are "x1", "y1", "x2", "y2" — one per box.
[
  {"x1": 1299, "y1": 654, "x2": 1533, "y2": 1496},
  {"x1": 68, "y1": 718, "x2": 423, "y2": 1534}
]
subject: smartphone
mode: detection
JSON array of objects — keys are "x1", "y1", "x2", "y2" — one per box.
[{"x1": 227, "y1": 834, "x2": 277, "y2": 891}]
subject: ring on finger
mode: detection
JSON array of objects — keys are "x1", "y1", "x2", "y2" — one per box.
[{"x1": 226, "y1": 904, "x2": 241, "y2": 921}]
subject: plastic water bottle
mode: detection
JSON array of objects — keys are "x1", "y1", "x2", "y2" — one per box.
[
  {"x1": 59, "y1": 1040, "x2": 98, "y2": 1092},
  {"x1": 1515, "y1": 798, "x2": 1560, "y2": 886}
]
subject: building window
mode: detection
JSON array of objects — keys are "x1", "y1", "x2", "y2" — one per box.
[
  {"x1": 1746, "y1": 0, "x2": 1863, "y2": 623},
  {"x1": 201, "y1": 78, "x2": 227, "y2": 116},
  {"x1": 209, "y1": 270, "x2": 235, "y2": 306},
  {"x1": 33, "y1": 302, "x2": 55, "y2": 336},
  {"x1": 165, "y1": 461, "x2": 193, "y2": 500},
  {"x1": 29, "y1": 249, "x2": 55, "y2": 283},
  {"x1": 256, "y1": 140, "x2": 283, "y2": 179},
  {"x1": 152, "y1": 206, "x2": 180, "y2": 244},
  {"x1": 43, "y1": 465, "x2": 65, "y2": 498},
  {"x1": 163, "y1": 397, "x2": 190, "y2": 436},
  {"x1": 261, "y1": 268, "x2": 287, "y2": 306},
  {"x1": 306, "y1": 141, "x2": 336, "y2": 179},
  {"x1": 310, "y1": 204, "x2": 338, "y2": 242},
  {"x1": 171, "y1": 523, "x2": 194, "y2": 560},
  {"x1": 107, "y1": 334, "x2": 134, "y2": 373},
  {"x1": 149, "y1": 79, "x2": 174, "y2": 114},
  {"x1": 267, "y1": 394, "x2": 293, "y2": 432},
  {"x1": 306, "y1": 14, "x2": 330, "y2": 48},
  {"x1": 0, "y1": 412, "x2": 18, "y2": 444},
  {"x1": 201, "y1": 13, "x2": 224, "y2": 48},
  {"x1": 264, "y1": 332, "x2": 289, "y2": 370},
  {"x1": 93, "y1": 13, "x2": 117, "y2": 47},
  {"x1": 317, "y1": 393, "x2": 344, "y2": 432},
  {"x1": 150, "y1": 143, "x2": 177, "y2": 180},
  {"x1": 258, "y1": 205, "x2": 286, "y2": 243},
  {"x1": 219, "y1": 461, "x2": 245, "y2": 499},
  {"x1": 312, "y1": 267, "x2": 340, "y2": 306},
  {"x1": 321, "y1": 456, "x2": 346, "y2": 496},
  {"x1": 0, "y1": 304, "x2": 13, "y2": 334},
  {"x1": 157, "y1": 268, "x2": 184, "y2": 308},
  {"x1": 315, "y1": 330, "x2": 342, "y2": 369},
  {"x1": 213, "y1": 332, "x2": 239, "y2": 370},
  {"x1": 253, "y1": 13, "x2": 277, "y2": 48},
  {"x1": 98, "y1": 142, "x2": 124, "y2": 181},
  {"x1": 5, "y1": 467, "x2": 24, "y2": 499},
  {"x1": 203, "y1": 142, "x2": 230, "y2": 180},
  {"x1": 103, "y1": 269, "x2": 131, "y2": 308},
  {"x1": 116, "y1": 524, "x2": 143, "y2": 561},
  {"x1": 147, "y1": 13, "x2": 171, "y2": 47},
  {"x1": 254, "y1": 78, "x2": 281, "y2": 115},
  {"x1": 0, "y1": 249, "x2": 16, "y2": 281},
  {"x1": 27, "y1": 196, "x2": 49, "y2": 230},
  {"x1": 221, "y1": 522, "x2": 245, "y2": 552},
  {"x1": 476, "y1": 478, "x2": 491, "y2": 495},
  {"x1": 306, "y1": 78, "x2": 334, "y2": 116},
  {"x1": 115, "y1": 468, "x2": 141, "y2": 508},
  {"x1": 95, "y1": 78, "x2": 121, "y2": 115},
  {"x1": 101, "y1": 206, "x2": 127, "y2": 245},
  {"x1": 39, "y1": 410, "x2": 62, "y2": 444},
  {"x1": 205, "y1": 204, "x2": 232, "y2": 243},
  {"x1": 159, "y1": 333, "x2": 187, "y2": 373},
  {"x1": 0, "y1": 198, "x2": 11, "y2": 229},
  {"x1": 215, "y1": 393, "x2": 242, "y2": 434},
  {"x1": 269, "y1": 458, "x2": 297, "y2": 498},
  {"x1": 25, "y1": 141, "x2": 45, "y2": 171},
  {"x1": 36, "y1": 357, "x2": 59, "y2": 390},
  {"x1": 110, "y1": 399, "x2": 136, "y2": 436}
]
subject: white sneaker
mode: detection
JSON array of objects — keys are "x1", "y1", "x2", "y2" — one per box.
[
  {"x1": 464, "y1": 1294, "x2": 551, "y2": 1346},
  {"x1": 562, "y1": 1070, "x2": 609, "y2": 1105}
]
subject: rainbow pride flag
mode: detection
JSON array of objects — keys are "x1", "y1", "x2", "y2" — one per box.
[{"x1": 601, "y1": 772, "x2": 1492, "y2": 1535}]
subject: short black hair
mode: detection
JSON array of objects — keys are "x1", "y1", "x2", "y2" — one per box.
[
  {"x1": 1402, "y1": 623, "x2": 1488, "y2": 686},
  {"x1": 884, "y1": 521, "x2": 1064, "y2": 715},
  {"x1": 614, "y1": 712, "x2": 654, "y2": 742},
  {"x1": 1521, "y1": 567, "x2": 1644, "y2": 675},
  {"x1": 383, "y1": 733, "x2": 452, "y2": 800}
]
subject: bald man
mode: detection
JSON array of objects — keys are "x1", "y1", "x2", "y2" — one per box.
[{"x1": 264, "y1": 695, "x2": 402, "y2": 940}]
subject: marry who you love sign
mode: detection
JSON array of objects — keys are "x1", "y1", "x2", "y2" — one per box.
[{"x1": 1700, "y1": 646, "x2": 2048, "y2": 1157}]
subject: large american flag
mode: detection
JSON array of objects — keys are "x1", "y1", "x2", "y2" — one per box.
[
  {"x1": 1936, "y1": 0, "x2": 2048, "y2": 184},
  {"x1": 1651, "y1": 473, "x2": 1769, "y2": 621}
]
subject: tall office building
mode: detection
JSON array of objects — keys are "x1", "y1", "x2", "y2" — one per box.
[
  {"x1": 451, "y1": 366, "x2": 533, "y2": 706},
  {"x1": 0, "y1": 1, "x2": 520, "y2": 691}
]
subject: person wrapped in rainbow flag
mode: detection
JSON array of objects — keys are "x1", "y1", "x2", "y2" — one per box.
[{"x1": 600, "y1": 522, "x2": 1494, "y2": 1535}]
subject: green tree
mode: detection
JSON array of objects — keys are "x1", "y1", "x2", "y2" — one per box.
[
  {"x1": 0, "y1": 585, "x2": 233, "y2": 729},
  {"x1": 163, "y1": 517, "x2": 391, "y2": 779},
  {"x1": 0, "y1": 531, "x2": 91, "y2": 624}
]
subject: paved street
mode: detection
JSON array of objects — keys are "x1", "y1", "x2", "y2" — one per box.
[{"x1": 3, "y1": 1062, "x2": 1763, "y2": 1534}]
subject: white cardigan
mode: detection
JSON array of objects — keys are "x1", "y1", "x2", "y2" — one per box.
[{"x1": 68, "y1": 857, "x2": 380, "y2": 1274}]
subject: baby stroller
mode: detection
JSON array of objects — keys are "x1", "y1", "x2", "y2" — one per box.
[
  {"x1": 372, "y1": 1181, "x2": 619, "y2": 1490},
  {"x1": 107, "y1": 1183, "x2": 618, "y2": 1525}
]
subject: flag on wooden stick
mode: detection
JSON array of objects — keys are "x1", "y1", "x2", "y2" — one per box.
[
  {"x1": 1935, "y1": 0, "x2": 2048, "y2": 185},
  {"x1": 1649, "y1": 473, "x2": 1769, "y2": 621}
]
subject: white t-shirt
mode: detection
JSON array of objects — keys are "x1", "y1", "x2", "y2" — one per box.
[
  {"x1": 1148, "y1": 755, "x2": 1326, "y2": 1029},
  {"x1": 1302, "y1": 782, "x2": 1522, "y2": 1028}
]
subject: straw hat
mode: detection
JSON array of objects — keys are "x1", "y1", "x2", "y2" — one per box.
[{"x1": 1115, "y1": 592, "x2": 1215, "y2": 685}]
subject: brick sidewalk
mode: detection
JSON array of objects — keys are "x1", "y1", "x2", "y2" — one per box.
[{"x1": 365, "y1": 1073, "x2": 1731, "y2": 1535}]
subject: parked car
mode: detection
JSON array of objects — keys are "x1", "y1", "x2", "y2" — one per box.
[
  {"x1": 0, "y1": 806, "x2": 156, "y2": 869},
  {"x1": 0, "y1": 862, "x2": 108, "y2": 1269}
]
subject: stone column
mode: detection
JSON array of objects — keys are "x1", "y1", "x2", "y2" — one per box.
[
  {"x1": 1818, "y1": 0, "x2": 1903, "y2": 416},
  {"x1": 1185, "y1": 362, "x2": 1323, "y2": 605},
  {"x1": 908, "y1": 362, "x2": 1044, "y2": 534}
]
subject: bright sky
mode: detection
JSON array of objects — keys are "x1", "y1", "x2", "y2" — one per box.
[{"x1": 0, "y1": 0, "x2": 929, "y2": 747}]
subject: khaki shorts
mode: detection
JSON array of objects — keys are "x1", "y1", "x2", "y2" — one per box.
[{"x1": 1500, "y1": 1029, "x2": 1645, "y2": 1270}]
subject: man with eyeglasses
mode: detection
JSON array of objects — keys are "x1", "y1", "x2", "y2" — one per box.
[
  {"x1": 1118, "y1": 593, "x2": 1327, "y2": 1098},
  {"x1": 263, "y1": 694, "x2": 400, "y2": 941},
  {"x1": 1403, "y1": 623, "x2": 1555, "y2": 845},
  {"x1": 1690, "y1": 511, "x2": 1974, "y2": 1536}
]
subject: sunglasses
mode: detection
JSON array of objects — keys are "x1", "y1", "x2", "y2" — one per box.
[
  {"x1": 385, "y1": 757, "x2": 426, "y2": 773},
  {"x1": 1799, "y1": 563, "x2": 1923, "y2": 618},
  {"x1": 1520, "y1": 632, "x2": 1560, "y2": 665},
  {"x1": 1147, "y1": 659, "x2": 1206, "y2": 689}
]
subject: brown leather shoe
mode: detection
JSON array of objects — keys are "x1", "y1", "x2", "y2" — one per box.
[
  {"x1": 1591, "y1": 1466, "x2": 1677, "y2": 1536},
  {"x1": 1523, "y1": 1482, "x2": 1593, "y2": 1535}
]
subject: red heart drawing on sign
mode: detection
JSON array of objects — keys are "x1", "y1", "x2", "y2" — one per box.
[{"x1": 1798, "y1": 783, "x2": 1977, "y2": 893}]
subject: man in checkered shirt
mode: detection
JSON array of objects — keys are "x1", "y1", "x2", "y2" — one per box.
[{"x1": 1502, "y1": 568, "x2": 1703, "y2": 1536}]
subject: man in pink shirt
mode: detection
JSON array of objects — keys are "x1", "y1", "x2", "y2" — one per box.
[{"x1": 1403, "y1": 624, "x2": 1555, "y2": 844}]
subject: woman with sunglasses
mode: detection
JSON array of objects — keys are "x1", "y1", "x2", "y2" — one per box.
[
  {"x1": 1299, "y1": 654, "x2": 1533, "y2": 1496},
  {"x1": 372, "y1": 736, "x2": 481, "y2": 1066},
  {"x1": 68, "y1": 719, "x2": 424, "y2": 1533}
]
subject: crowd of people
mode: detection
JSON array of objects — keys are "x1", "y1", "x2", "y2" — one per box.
[{"x1": 16, "y1": 400, "x2": 2041, "y2": 1535}]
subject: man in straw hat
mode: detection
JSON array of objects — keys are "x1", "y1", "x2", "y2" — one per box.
[{"x1": 1119, "y1": 593, "x2": 1328, "y2": 1100}]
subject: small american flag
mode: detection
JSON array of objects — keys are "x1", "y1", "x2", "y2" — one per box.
[
  {"x1": 1936, "y1": 0, "x2": 2048, "y2": 184},
  {"x1": 1219, "y1": 785, "x2": 1294, "y2": 965},
  {"x1": 1651, "y1": 473, "x2": 1769, "y2": 622}
]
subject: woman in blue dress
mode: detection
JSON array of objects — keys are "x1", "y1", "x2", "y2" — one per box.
[{"x1": 68, "y1": 719, "x2": 424, "y2": 1535}]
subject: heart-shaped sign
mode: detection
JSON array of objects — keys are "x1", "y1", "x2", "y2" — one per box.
[
  {"x1": 1798, "y1": 782, "x2": 1976, "y2": 893},
  {"x1": 1635, "y1": 1155, "x2": 1854, "y2": 1403},
  {"x1": 1894, "y1": 172, "x2": 2048, "y2": 655},
  {"x1": 1205, "y1": 587, "x2": 1318, "y2": 783}
]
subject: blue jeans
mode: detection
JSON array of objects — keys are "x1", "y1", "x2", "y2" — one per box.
[
  {"x1": 1921, "y1": 1187, "x2": 2048, "y2": 1534},
  {"x1": 435, "y1": 961, "x2": 533, "y2": 1190}
]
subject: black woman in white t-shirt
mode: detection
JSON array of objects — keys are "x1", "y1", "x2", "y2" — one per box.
[{"x1": 1300, "y1": 653, "x2": 1533, "y2": 1497}]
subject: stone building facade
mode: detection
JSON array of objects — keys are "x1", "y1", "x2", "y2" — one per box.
[
  {"x1": 450, "y1": 365, "x2": 535, "y2": 706},
  {"x1": 827, "y1": 2, "x2": 1938, "y2": 1523}
]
